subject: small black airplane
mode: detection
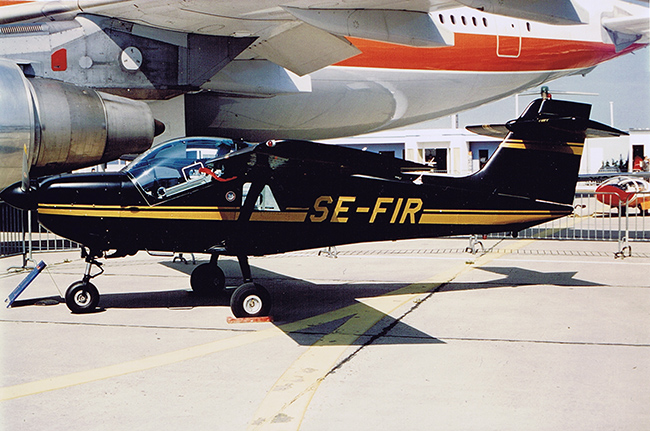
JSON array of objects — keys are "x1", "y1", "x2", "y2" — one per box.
[{"x1": 1, "y1": 98, "x2": 625, "y2": 318}]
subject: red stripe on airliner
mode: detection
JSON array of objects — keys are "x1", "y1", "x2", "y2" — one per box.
[
  {"x1": 0, "y1": 1, "x2": 32, "y2": 6},
  {"x1": 337, "y1": 34, "x2": 645, "y2": 72}
]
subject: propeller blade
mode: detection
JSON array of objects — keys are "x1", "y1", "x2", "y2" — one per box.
[{"x1": 21, "y1": 142, "x2": 30, "y2": 192}]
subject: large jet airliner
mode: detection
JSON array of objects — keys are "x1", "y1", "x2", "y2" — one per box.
[{"x1": 0, "y1": 0, "x2": 648, "y2": 190}]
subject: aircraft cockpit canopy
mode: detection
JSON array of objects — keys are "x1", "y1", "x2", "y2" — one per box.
[
  {"x1": 124, "y1": 137, "x2": 247, "y2": 200},
  {"x1": 601, "y1": 176, "x2": 650, "y2": 193}
]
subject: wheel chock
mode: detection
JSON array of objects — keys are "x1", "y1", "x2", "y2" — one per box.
[{"x1": 227, "y1": 316, "x2": 274, "y2": 324}]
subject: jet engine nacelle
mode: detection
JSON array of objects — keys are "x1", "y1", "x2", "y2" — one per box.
[{"x1": 0, "y1": 60, "x2": 157, "y2": 191}]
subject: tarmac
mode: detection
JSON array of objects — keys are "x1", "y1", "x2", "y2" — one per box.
[{"x1": 0, "y1": 237, "x2": 648, "y2": 430}]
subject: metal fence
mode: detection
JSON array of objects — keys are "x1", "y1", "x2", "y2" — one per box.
[
  {"x1": 487, "y1": 191, "x2": 649, "y2": 257},
  {"x1": 1, "y1": 202, "x2": 25, "y2": 257},
  {"x1": 1, "y1": 202, "x2": 79, "y2": 261},
  {"x1": 1, "y1": 191, "x2": 648, "y2": 262}
]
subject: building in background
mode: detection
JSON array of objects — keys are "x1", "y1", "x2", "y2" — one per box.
[{"x1": 321, "y1": 127, "x2": 650, "y2": 176}]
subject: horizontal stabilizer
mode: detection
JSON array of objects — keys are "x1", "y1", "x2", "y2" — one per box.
[
  {"x1": 584, "y1": 120, "x2": 628, "y2": 138},
  {"x1": 465, "y1": 124, "x2": 510, "y2": 139},
  {"x1": 468, "y1": 99, "x2": 627, "y2": 141}
]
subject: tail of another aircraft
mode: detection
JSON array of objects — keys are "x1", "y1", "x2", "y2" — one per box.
[{"x1": 467, "y1": 98, "x2": 627, "y2": 206}]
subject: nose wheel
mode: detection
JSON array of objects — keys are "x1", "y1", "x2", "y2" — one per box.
[{"x1": 65, "y1": 281, "x2": 100, "y2": 313}]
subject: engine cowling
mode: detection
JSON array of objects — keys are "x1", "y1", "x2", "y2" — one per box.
[{"x1": 0, "y1": 60, "x2": 157, "y2": 191}]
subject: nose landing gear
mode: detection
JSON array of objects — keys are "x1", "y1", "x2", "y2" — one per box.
[{"x1": 64, "y1": 249, "x2": 104, "y2": 313}]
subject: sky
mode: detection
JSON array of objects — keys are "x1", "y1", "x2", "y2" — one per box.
[{"x1": 418, "y1": 46, "x2": 650, "y2": 131}]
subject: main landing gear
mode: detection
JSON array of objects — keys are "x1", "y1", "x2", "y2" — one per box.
[
  {"x1": 190, "y1": 254, "x2": 272, "y2": 318},
  {"x1": 64, "y1": 249, "x2": 103, "y2": 314}
]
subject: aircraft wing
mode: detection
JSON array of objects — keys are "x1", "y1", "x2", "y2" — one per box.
[{"x1": 0, "y1": 0, "x2": 451, "y2": 76}]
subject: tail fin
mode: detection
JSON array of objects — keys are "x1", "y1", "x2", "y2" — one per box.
[{"x1": 467, "y1": 98, "x2": 627, "y2": 205}]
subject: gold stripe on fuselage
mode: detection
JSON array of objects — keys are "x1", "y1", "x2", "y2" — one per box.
[
  {"x1": 38, "y1": 204, "x2": 240, "y2": 221},
  {"x1": 418, "y1": 209, "x2": 567, "y2": 225},
  {"x1": 500, "y1": 140, "x2": 583, "y2": 155},
  {"x1": 37, "y1": 204, "x2": 567, "y2": 225},
  {"x1": 37, "y1": 204, "x2": 307, "y2": 222},
  {"x1": 249, "y1": 212, "x2": 308, "y2": 222}
]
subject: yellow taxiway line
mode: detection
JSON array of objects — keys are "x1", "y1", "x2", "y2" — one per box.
[{"x1": 247, "y1": 239, "x2": 536, "y2": 430}]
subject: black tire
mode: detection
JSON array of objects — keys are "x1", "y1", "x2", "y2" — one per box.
[
  {"x1": 65, "y1": 281, "x2": 100, "y2": 314},
  {"x1": 190, "y1": 263, "x2": 225, "y2": 295},
  {"x1": 230, "y1": 282, "x2": 271, "y2": 318}
]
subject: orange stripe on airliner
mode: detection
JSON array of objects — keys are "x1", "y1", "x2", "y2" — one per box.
[
  {"x1": 0, "y1": 1, "x2": 33, "y2": 6},
  {"x1": 337, "y1": 34, "x2": 645, "y2": 72}
]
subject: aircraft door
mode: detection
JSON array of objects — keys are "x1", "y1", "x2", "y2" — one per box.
[{"x1": 496, "y1": 16, "x2": 521, "y2": 58}]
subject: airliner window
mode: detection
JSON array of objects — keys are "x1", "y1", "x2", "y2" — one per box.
[{"x1": 125, "y1": 137, "x2": 244, "y2": 200}]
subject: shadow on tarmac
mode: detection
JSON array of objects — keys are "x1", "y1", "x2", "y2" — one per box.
[
  {"x1": 439, "y1": 266, "x2": 605, "y2": 292},
  {"x1": 7, "y1": 259, "x2": 604, "y2": 347}
]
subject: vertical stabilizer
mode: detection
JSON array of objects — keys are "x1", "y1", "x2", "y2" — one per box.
[{"x1": 467, "y1": 99, "x2": 627, "y2": 205}]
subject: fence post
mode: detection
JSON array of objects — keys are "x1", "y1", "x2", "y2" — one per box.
[{"x1": 615, "y1": 199, "x2": 631, "y2": 258}]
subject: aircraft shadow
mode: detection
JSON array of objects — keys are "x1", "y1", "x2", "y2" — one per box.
[
  {"x1": 9, "y1": 260, "x2": 603, "y2": 346},
  {"x1": 162, "y1": 259, "x2": 445, "y2": 346},
  {"x1": 438, "y1": 266, "x2": 604, "y2": 292}
]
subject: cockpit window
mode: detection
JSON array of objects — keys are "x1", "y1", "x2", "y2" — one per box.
[{"x1": 124, "y1": 137, "x2": 246, "y2": 200}]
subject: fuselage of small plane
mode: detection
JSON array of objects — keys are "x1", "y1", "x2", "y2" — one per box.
[
  {"x1": 596, "y1": 176, "x2": 650, "y2": 211},
  {"x1": 7, "y1": 135, "x2": 574, "y2": 258}
]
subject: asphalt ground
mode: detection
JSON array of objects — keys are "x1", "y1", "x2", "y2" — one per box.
[{"x1": 1, "y1": 238, "x2": 648, "y2": 430}]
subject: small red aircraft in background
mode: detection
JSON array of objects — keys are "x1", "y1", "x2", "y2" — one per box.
[{"x1": 596, "y1": 176, "x2": 650, "y2": 215}]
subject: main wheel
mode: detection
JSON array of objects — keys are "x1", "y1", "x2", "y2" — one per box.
[
  {"x1": 230, "y1": 282, "x2": 271, "y2": 318},
  {"x1": 190, "y1": 263, "x2": 226, "y2": 295},
  {"x1": 65, "y1": 281, "x2": 100, "y2": 314}
]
